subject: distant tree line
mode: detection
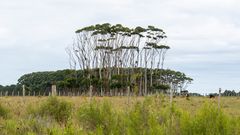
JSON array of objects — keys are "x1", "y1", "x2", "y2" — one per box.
[
  {"x1": 0, "y1": 85, "x2": 21, "y2": 93},
  {"x1": 64, "y1": 23, "x2": 193, "y2": 96},
  {"x1": 209, "y1": 90, "x2": 240, "y2": 97},
  {"x1": 222, "y1": 90, "x2": 240, "y2": 96},
  {"x1": 0, "y1": 68, "x2": 192, "y2": 96}
]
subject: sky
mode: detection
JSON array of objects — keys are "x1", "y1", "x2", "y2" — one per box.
[{"x1": 0, "y1": 0, "x2": 240, "y2": 93}]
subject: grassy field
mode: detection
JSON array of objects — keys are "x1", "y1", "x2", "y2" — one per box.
[
  {"x1": 0, "y1": 95, "x2": 240, "y2": 134},
  {"x1": 1, "y1": 96, "x2": 240, "y2": 117}
]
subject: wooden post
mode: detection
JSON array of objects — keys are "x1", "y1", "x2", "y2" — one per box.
[
  {"x1": 18, "y1": 91, "x2": 19, "y2": 96},
  {"x1": 51, "y1": 85, "x2": 57, "y2": 96},
  {"x1": 127, "y1": 86, "x2": 130, "y2": 105},
  {"x1": 89, "y1": 85, "x2": 93, "y2": 102},
  {"x1": 218, "y1": 88, "x2": 221, "y2": 111},
  {"x1": 170, "y1": 83, "x2": 173, "y2": 107},
  {"x1": 22, "y1": 85, "x2": 26, "y2": 97}
]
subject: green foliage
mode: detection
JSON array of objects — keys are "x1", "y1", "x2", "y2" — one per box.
[
  {"x1": 77, "y1": 100, "x2": 122, "y2": 135},
  {"x1": 32, "y1": 97, "x2": 73, "y2": 125},
  {"x1": 110, "y1": 74, "x2": 129, "y2": 89},
  {"x1": 75, "y1": 23, "x2": 166, "y2": 40},
  {"x1": 0, "y1": 119, "x2": 45, "y2": 135},
  {"x1": 1, "y1": 97, "x2": 240, "y2": 134},
  {"x1": 222, "y1": 90, "x2": 239, "y2": 96},
  {"x1": 17, "y1": 69, "x2": 79, "y2": 92},
  {"x1": 0, "y1": 84, "x2": 21, "y2": 94},
  {"x1": 125, "y1": 101, "x2": 152, "y2": 134},
  {"x1": 0, "y1": 103, "x2": 9, "y2": 119},
  {"x1": 189, "y1": 103, "x2": 234, "y2": 135},
  {"x1": 76, "y1": 97, "x2": 240, "y2": 135},
  {"x1": 153, "y1": 84, "x2": 170, "y2": 91},
  {"x1": 0, "y1": 120, "x2": 18, "y2": 135},
  {"x1": 0, "y1": 68, "x2": 193, "y2": 96}
]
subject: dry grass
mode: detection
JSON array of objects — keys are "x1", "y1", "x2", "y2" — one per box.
[{"x1": 0, "y1": 96, "x2": 240, "y2": 118}]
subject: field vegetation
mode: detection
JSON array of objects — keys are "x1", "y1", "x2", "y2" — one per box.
[{"x1": 0, "y1": 95, "x2": 240, "y2": 135}]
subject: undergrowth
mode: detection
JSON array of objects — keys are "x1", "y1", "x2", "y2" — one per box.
[{"x1": 0, "y1": 96, "x2": 240, "y2": 135}]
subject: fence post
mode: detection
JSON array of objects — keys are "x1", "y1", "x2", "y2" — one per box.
[
  {"x1": 218, "y1": 88, "x2": 221, "y2": 111},
  {"x1": 127, "y1": 86, "x2": 130, "y2": 105},
  {"x1": 22, "y1": 85, "x2": 26, "y2": 97},
  {"x1": 170, "y1": 83, "x2": 173, "y2": 107},
  {"x1": 89, "y1": 85, "x2": 93, "y2": 102},
  {"x1": 51, "y1": 85, "x2": 57, "y2": 96}
]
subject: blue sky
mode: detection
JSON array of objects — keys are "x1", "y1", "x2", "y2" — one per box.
[{"x1": 0, "y1": 0, "x2": 240, "y2": 93}]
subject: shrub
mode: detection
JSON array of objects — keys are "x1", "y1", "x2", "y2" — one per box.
[
  {"x1": 77, "y1": 100, "x2": 123, "y2": 135},
  {"x1": 17, "y1": 118, "x2": 46, "y2": 135},
  {"x1": 35, "y1": 97, "x2": 73, "y2": 125},
  {"x1": 0, "y1": 120, "x2": 18, "y2": 135},
  {"x1": 125, "y1": 101, "x2": 152, "y2": 135},
  {"x1": 0, "y1": 103, "x2": 9, "y2": 119},
  {"x1": 190, "y1": 103, "x2": 232, "y2": 135}
]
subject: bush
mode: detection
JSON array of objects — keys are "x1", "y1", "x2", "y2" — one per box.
[
  {"x1": 0, "y1": 103, "x2": 9, "y2": 119},
  {"x1": 34, "y1": 97, "x2": 73, "y2": 125},
  {"x1": 190, "y1": 103, "x2": 233, "y2": 135},
  {"x1": 77, "y1": 100, "x2": 123, "y2": 135},
  {"x1": 125, "y1": 101, "x2": 152, "y2": 135},
  {"x1": 2, "y1": 96, "x2": 240, "y2": 134},
  {"x1": 0, "y1": 120, "x2": 18, "y2": 135}
]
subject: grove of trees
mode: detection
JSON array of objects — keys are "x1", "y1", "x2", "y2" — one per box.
[
  {"x1": 0, "y1": 23, "x2": 193, "y2": 96},
  {"x1": 64, "y1": 23, "x2": 193, "y2": 96},
  {"x1": 13, "y1": 69, "x2": 192, "y2": 96}
]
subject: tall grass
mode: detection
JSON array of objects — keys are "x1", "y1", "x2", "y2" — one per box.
[
  {"x1": 76, "y1": 96, "x2": 240, "y2": 135},
  {"x1": 0, "y1": 96, "x2": 240, "y2": 135},
  {"x1": 29, "y1": 96, "x2": 73, "y2": 125},
  {"x1": 77, "y1": 100, "x2": 124, "y2": 134},
  {"x1": 0, "y1": 103, "x2": 9, "y2": 119}
]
